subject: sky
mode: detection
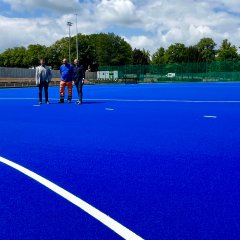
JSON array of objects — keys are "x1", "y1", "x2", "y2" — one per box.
[{"x1": 0, "y1": 0, "x2": 239, "y2": 54}]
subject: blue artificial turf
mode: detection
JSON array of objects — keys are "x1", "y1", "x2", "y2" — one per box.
[{"x1": 1, "y1": 83, "x2": 240, "y2": 240}]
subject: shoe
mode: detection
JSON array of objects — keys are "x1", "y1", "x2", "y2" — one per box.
[
  {"x1": 58, "y1": 100, "x2": 64, "y2": 104},
  {"x1": 68, "y1": 100, "x2": 71, "y2": 104},
  {"x1": 77, "y1": 101, "x2": 82, "y2": 105},
  {"x1": 46, "y1": 101, "x2": 50, "y2": 104},
  {"x1": 39, "y1": 101, "x2": 42, "y2": 105}
]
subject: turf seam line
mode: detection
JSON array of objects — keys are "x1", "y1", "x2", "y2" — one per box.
[{"x1": 0, "y1": 157, "x2": 144, "y2": 240}]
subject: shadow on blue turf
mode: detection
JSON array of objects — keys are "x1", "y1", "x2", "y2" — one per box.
[{"x1": 48, "y1": 101, "x2": 105, "y2": 105}]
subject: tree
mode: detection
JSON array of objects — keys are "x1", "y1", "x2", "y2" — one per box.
[
  {"x1": 45, "y1": 33, "x2": 132, "y2": 69},
  {"x1": 25, "y1": 44, "x2": 47, "y2": 67},
  {"x1": 216, "y1": 39, "x2": 239, "y2": 61},
  {"x1": 196, "y1": 37, "x2": 216, "y2": 62},
  {"x1": 185, "y1": 46, "x2": 201, "y2": 62},
  {"x1": 92, "y1": 33, "x2": 132, "y2": 66},
  {"x1": 132, "y1": 48, "x2": 150, "y2": 65},
  {"x1": 152, "y1": 47, "x2": 165, "y2": 64},
  {"x1": 77, "y1": 34, "x2": 97, "y2": 67},
  {"x1": 165, "y1": 43, "x2": 187, "y2": 64},
  {"x1": 0, "y1": 33, "x2": 133, "y2": 69},
  {"x1": 0, "y1": 47, "x2": 28, "y2": 67},
  {"x1": 46, "y1": 37, "x2": 69, "y2": 69}
]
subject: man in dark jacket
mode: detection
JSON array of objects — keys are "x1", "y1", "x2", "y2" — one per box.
[
  {"x1": 73, "y1": 59, "x2": 85, "y2": 104},
  {"x1": 59, "y1": 58, "x2": 73, "y2": 103}
]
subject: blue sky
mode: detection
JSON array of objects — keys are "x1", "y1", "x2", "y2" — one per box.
[{"x1": 0, "y1": 0, "x2": 239, "y2": 54}]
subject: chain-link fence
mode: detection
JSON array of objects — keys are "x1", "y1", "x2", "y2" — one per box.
[{"x1": 99, "y1": 61, "x2": 240, "y2": 83}]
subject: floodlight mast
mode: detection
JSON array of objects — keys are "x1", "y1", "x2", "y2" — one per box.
[
  {"x1": 67, "y1": 21, "x2": 73, "y2": 63},
  {"x1": 75, "y1": 14, "x2": 79, "y2": 60}
]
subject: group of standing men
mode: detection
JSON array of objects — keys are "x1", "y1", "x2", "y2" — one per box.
[{"x1": 35, "y1": 58, "x2": 85, "y2": 105}]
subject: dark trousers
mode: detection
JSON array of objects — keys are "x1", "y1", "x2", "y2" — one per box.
[
  {"x1": 75, "y1": 82, "x2": 83, "y2": 102},
  {"x1": 38, "y1": 82, "x2": 49, "y2": 102}
]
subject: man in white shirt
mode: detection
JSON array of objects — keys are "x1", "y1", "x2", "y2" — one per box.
[{"x1": 35, "y1": 58, "x2": 52, "y2": 104}]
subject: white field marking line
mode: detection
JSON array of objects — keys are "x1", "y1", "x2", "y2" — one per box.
[
  {"x1": 0, "y1": 97, "x2": 38, "y2": 100},
  {"x1": 105, "y1": 108, "x2": 115, "y2": 111},
  {"x1": 0, "y1": 157, "x2": 143, "y2": 240},
  {"x1": 85, "y1": 98, "x2": 240, "y2": 103},
  {"x1": 0, "y1": 97, "x2": 71, "y2": 101},
  {"x1": 1, "y1": 97, "x2": 240, "y2": 103}
]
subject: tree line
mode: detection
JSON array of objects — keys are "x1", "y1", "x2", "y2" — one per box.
[{"x1": 0, "y1": 33, "x2": 239, "y2": 70}]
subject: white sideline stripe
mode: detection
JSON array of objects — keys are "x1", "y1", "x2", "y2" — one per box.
[
  {"x1": 0, "y1": 157, "x2": 143, "y2": 240},
  {"x1": 0, "y1": 97, "x2": 240, "y2": 103},
  {"x1": 86, "y1": 98, "x2": 240, "y2": 103},
  {"x1": 0, "y1": 98, "x2": 38, "y2": 100}
]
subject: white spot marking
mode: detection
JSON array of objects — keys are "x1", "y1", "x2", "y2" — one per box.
[
  {"x1": 105, "y1": 108, "x2": 115, "y2": 111},
  {"x1": 0, "y1": 157, "x2": 143, "y2": 240},
  {"x1": 204, "y1": 115, "x2": 218, "y2": 119}
]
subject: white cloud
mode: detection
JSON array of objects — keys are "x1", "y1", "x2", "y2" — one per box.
[
  {"x1": 135, "y1": 0, "x2": 240, "y2": 51},
  {"x1": 2, "y1": 0, "x2": 81, "y2": 13},
  {"x1": 96, "y1": 0, "x2": 139, "y2": 25},
  {"x1": 125, "y1": 35, "x2": 154, "y2": 50},
  {"x1": 0, "y1": 13, "x2": 105, "y2": 52},
  {"x1": 0, "y1": 0, "x2": 240, "y2": 54},
  {"x1": 0, "y1": 16, "x2": 61, "y2": 49},
  {"x1": 221, "y1": 1, "x2": 240, "y2": 12}
]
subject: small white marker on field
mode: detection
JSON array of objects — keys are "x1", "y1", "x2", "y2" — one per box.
[
  {"x1": 33, "y1": 105, "x2": 40, "y2": 107},
  {"x1": 105, "y1": 108, "x2": 114, "y2": 111},
  {"x1": 203, "y1": 115, "x2": 217, "y2": 119}
]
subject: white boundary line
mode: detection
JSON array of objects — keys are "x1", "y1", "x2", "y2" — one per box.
[
  {"x1": 86, "y1": 98, "x2": 240, "y2": 103},
  {"x1": 0, "y1": 156, "x2": 143, "y2": 240},
  {"x1": 0, "y1": 97, "x2": 38, "y2": 100},
  {"x1": 0, "y1": 97, "x2": 240, "y2": 103}
]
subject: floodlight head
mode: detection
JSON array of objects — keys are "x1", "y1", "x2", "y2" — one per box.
[{"x1": 67, "y1": 22, "x2": 73, "y2": 26}]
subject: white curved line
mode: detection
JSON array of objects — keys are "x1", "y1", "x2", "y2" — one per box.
[{"x1": 0, "y1": 157, "x2": 143, "y2": 240}]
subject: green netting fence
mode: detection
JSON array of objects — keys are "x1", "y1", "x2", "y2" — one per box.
[{"x1": 99, "y1": 61, "x2": 240, "y2": 83}]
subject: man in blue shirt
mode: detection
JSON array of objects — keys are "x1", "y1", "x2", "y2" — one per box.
[
  {"x1": 59, "y1": 58, "x2": 73, "y2": 103},
  {"x1": 73, "y1": 59, "x2": 85, "y2": 104}
]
